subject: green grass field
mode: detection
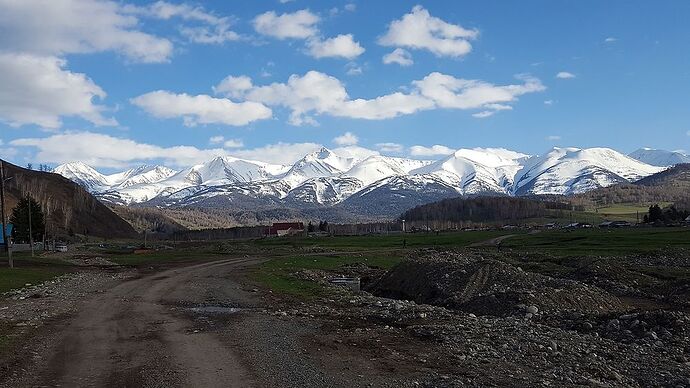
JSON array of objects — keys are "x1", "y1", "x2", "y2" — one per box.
[
  {"x1": 254, "y1": 230, "x2": 517, "y2": 249},
  {"x1": 501, "y1": 227, "x2": 690, "y2": 256},
  {"x1": 252, "y1": 253, "x2": 403, "y2": 298},
  {"x1": 0, "y1": 267, "x2": 69, "y2": 294}
]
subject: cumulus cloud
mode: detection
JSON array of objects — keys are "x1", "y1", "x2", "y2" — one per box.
[
  {"x1": 215, "y1": 70, "x2": 433, "y2": 125},
  {"x1": 0, "y1": 53, "x2": 116, "y2": 129},
  {"x1": 383, "y1": 48, "x2": 413, "y2": 66},
  {"x1": 378, "y1": 6, "x2": 478, "y2": 58},
  {"x1": 333, "y1": 132, "x2": 359, "y2": 146},
  {"x1": 556, "y1": 71, "x2": 576, "y2": 79},
  {"x1": 344, "y1": 3, "x2": 357, "y2": 12},
  {"x1": 306, "y1": 34, "x2": 365, "y2": 59},
  {"x1": 214, "y1": 70, "x2": 544, "y2": 125},
  {"x1": 130, "y1": 91, "x2": 272, "y2": 126},
  {"x1": 376, "y1": 142, "x2": 403, "y2": 152},
  {"x1": 253, "y1": 9, "x2": 320, "y2": 39},
  {"x1": 409, "y1": 144, "x2": 455, "y2": 156},
  {"x1": 253, "y1": 9, "x2": 364, "y2": 61},
  {"x1": 413, "y1": 72, "x2": 545, "y2": 116},
  {"x1": 0, "y1": 0, "x2": 173, "y2": 63}
]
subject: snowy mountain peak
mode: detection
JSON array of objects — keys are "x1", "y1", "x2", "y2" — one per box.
[
  {"x1": 53, "y1": 162, "x2": 109, "y2": 192},
  {"x1": 52, "y1": 145, "x2": 669, "y2": 209},
  {"x1": 514, "y1": 147, "x2": 664, "y2": 195},
  {"x1": 629, "y1": 148, "x2": 690, "y2": 167}
]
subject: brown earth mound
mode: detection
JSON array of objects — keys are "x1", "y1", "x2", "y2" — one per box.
[{"x1": 369, "y1": 251, "x2": 623, "y2": 317}]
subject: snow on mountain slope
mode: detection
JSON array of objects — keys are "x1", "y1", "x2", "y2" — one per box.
[
  {"x1": 629, "y1": 148, "x2": 690, "y2": 167},
  {"x1": 280, "y1": 147, "x2": 361, "y2": 189},
  {"x1": 53, "y1": 162, "x2": 111, "y2": 192},
  {"x1": 343, "y1": 155, "x2": 431, "y2": 186},
  {"x1": 341, "y1": 174, "x2": 462, "y2": 217},
  {"x1": 411, "y1": 148, "x2": 528, "y2": 194},
  {"x1": 112, "y1": 165, "x2": 177, "y2": 189},
  {"x1": 285, "y1": 177, "x2": 363, "y2": 206},
  {"x1": 514, "y1": 147, "x2": 664, "y2": 195},
  {"x1": 54, "y1": 146, "x2": 667, "y2": 209}
]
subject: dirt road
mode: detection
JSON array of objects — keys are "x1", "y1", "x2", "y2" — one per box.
[{"x1": 2, "y1": 258, "x2": 398, "y2": 388}]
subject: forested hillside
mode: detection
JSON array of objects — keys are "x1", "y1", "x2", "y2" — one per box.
[{"x1": 1, "y1": 160, "x2": 136, "y2": 239}]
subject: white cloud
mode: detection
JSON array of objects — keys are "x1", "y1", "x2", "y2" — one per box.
[
  {"x1": 213, "y1": 75, "x2": 254, "y2": 99},
  {"x1": 10, "y1": 131, "x2": 229, "y2": 168},
  {"x1": 544, "y1": 100, "x2": 554, "y2": 105},
  {"x1": 130, "y1": 91, "x2": 272, "y2": 126},
  {"x1": 215, "y1": 70, "x2": 433, "y2": 125},
  {"x1": 208, "y1": 135, "x2": 244, "y2": 148},
  {"x1": 333, "y1": 132, "x2": 359, "y2": 146},
  {"x1": 378, "y1": 6, "x2": 478, "y2": 58},
  {"x1": 346, "y1": 62, "x2": 363, "y2": 76},
  {"x1": 556, "y1": 71, "x2": 576, "y2": 79},
  {"x1": 472, "y1": 111, "x2": 495, "y2": 118},
  {"x1": 605, "y1": 37, "x2": 617, "y2": 43},
  {"x1": 0, "y1": 0, "x2": 173, "y2": 63},
  {"x1": 413, "y1": 72, "x2": 545, "y2": 116},
  {"x1": 686, "y1": 130, "x2": 690, "y2": 137},
  {"x1": 230, "y1": 142, "x2": 323, "y2": 165},
  {"x1": 223, "y1": 139, "x2": 244, "y2": 148},
  {"x1": 253, "y1": 9, "x2": 320, "y2": 39},
  {"x1": 209, "y1": 135, "x2": 225, "y2": 144},
  {"x1": 215, "y1": 70, "x2": 544, "y2": 125},
  {"x1": 128, "y1": 1, "x2": 240, "y2": 45},
  {"x1": 409, "y1": 144, "x2": 455, "y2": 156},
  {"x1": 10, "y1": 131, "x2": 326, "y2": 167},
  {"x1": 0, "y1": 53, "x2": 116, "y2": 129},
  {"x1": 306, "y1": 34, "x2": 365, "y2": 59},
  {"x1": 383, "y1": 48, "x2": 413, "y2": 66},
  {"x1": 332, "y1": 145, "x2": 379, "y2": 160},
  {"x1": 546, "y1": 135, "x2": 561, "y2": 141},
  {"x1": 344, "y1": 3, "x2": 357, "y2": 12},
  {"x1": 376, "y1": 142, "x2": 403, "y2": 152}
]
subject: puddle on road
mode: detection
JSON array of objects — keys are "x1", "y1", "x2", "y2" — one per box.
[{"x1": 186, "y1": 306, "x2": 242, "y2": 314}]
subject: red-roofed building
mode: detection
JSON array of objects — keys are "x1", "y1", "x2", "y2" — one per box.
[{"x1": 265, "y1": 222, "x2": 305, "y2": 237}]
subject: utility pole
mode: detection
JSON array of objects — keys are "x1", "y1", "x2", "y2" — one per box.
[
  {"x1": 0, "y1": 161, "x2": 13, "y2": 268},
  {"x1": 28, "y1": 196, "x2": 34, "y2": 257}
]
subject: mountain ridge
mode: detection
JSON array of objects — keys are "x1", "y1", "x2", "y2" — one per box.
[{"x1": 51, "y1": 146, "x2": 675, "y2": 216}]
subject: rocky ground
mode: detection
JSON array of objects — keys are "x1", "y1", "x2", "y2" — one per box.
[
  {"x1": 287, "y1": 249, "x2": 690, "y2": 387},
  {"x1": 0, "y1": 248, "x2": 689, "y2": 387}
]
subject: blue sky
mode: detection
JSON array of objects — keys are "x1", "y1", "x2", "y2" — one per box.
[{"x1": 1, "y1": 0, "x2": 689, "y2": 170}]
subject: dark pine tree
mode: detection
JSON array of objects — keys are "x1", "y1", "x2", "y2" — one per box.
[
  {"x1": 10, "y1": 196, "x2": 45, "y2": 243},
  {"x1": 648, "y1": 204, "x2": 664, "y2": 223}
]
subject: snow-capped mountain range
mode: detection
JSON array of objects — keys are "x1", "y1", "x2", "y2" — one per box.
[{"x1": 52, "y1": 147, "x2": 679, "y2": 213}]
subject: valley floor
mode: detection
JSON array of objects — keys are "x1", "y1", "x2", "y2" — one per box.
[{"x1": 0, "y1": 231, "x2": 689, "y2": 387}]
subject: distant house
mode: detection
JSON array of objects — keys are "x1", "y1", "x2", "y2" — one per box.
[
  {"x1": 265, "y1": 222, "x2": 305, "y2": 237},
  {"x1": 599, "y1": 220, "x2": 632, "y2": 228},
  {"x1": 683, "y1": 215, "x2": 690, "y2": 226}
]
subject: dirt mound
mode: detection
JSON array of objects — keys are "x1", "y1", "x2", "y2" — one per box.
[{"x1": 369, "y1": 251, "x2": 623, "y2": 317}]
